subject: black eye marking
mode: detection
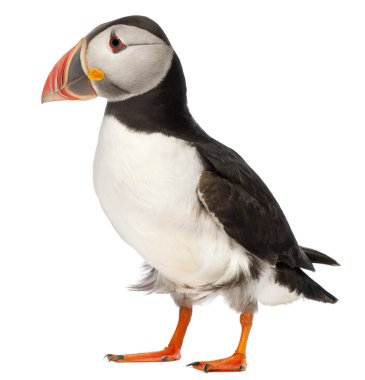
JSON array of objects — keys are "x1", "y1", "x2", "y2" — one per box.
[{"x1": 109, "y1": 33, "x2": 127, "y2": 53}]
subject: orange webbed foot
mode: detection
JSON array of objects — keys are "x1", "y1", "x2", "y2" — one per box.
[
  {"x1": 105, "y1": 346, "x2": 181, "y2": 363},
  {"x1": 187, "y1": 353, "x2": 247, "y2": 372},
  {"x1": 105, "y1": 307, "x2": 192, "y2": 363}
]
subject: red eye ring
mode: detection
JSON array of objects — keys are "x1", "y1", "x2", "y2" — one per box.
[{"x1": 109, "y1": 33, "x2": 127, "y2": 53}]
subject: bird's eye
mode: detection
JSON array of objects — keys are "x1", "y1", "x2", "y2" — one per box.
[{"x1": 109, "y1": 33, "x2": 127, "y2": 53}]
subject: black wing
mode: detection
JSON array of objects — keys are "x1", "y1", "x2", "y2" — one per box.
[{"x1": 195, "y1": 137, "x2": 314, "y2": 270}]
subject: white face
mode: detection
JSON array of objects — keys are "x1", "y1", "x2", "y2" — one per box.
[{"x1": 86, "y1": 24, "x2": 174, "y2": 101}]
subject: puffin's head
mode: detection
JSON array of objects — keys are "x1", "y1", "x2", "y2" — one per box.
[{"x1": 41, "y1": 16, "x2": 174, "y2": 103}]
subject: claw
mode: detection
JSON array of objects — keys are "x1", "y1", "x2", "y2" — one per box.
[
  {"x1": 105, "y1": 354, "x2": 124, "y2": 362},
  {"x1": 187, "y1": 361, "x2": 200, "y2": 367}
]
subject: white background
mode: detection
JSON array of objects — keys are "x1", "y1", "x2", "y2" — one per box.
[{"x1": 1, "y1": 1, "x2": 364, "y2": 379}]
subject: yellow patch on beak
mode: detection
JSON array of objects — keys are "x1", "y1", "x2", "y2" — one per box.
[{"x1": 87, "y1": 68, "x2": 105, "y2": 81}]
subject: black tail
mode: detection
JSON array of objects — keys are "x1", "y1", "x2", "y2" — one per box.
[
  {"x1": 300, "y1": 246, "x2": 340, "y2": 267},
  {"x1": 275, "y1": 263, "x2": 338, "y2": 304}
]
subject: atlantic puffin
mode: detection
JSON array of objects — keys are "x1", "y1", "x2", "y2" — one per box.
[{"x1": 42, "y1": 15, "x2": 339, "y2": 372}]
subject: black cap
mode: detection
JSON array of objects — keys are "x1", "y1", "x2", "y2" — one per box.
[{"x1": 86, "y1": 15, "x2": 170, "y2": 45}]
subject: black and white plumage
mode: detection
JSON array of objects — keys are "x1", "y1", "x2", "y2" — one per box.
[
  {"x1": 88, "y1": 16, "x2": 338, "y2": 311},
  {"x1": 42, "y1": 15, "x2": 339, "y2": 370}
]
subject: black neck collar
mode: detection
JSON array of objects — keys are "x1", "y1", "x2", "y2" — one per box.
[{"x1": 105, "y1": 54, "x2": 207, "y2": 142}]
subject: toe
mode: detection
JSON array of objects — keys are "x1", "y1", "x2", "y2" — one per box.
[
  {"x1": 187, "y1": 354, "x2": 247, "y2": 372},
  {"x1": 187, "y1": 361, "x2": 211, "y2": 372}
]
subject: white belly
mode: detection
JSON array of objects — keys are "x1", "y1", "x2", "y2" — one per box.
[{"x1": 93, "y1": 116, "x2": 251, "y2": 288}]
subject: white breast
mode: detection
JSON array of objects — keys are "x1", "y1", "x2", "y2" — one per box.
[{"x1": 93, "y1": 116, "x2": 251, "y2": 288}]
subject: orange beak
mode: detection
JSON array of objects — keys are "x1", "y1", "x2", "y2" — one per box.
[{"x1": 41, "y1": 38, "x2": 97, "y2": 103}]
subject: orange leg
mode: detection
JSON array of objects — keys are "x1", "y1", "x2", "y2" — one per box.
[
  {"x1": 106, "y1": 306, "x2": 192, "y2": 363},
  {"x1": 188, "y1": 313, "x2": 253, "y2": 372}
]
